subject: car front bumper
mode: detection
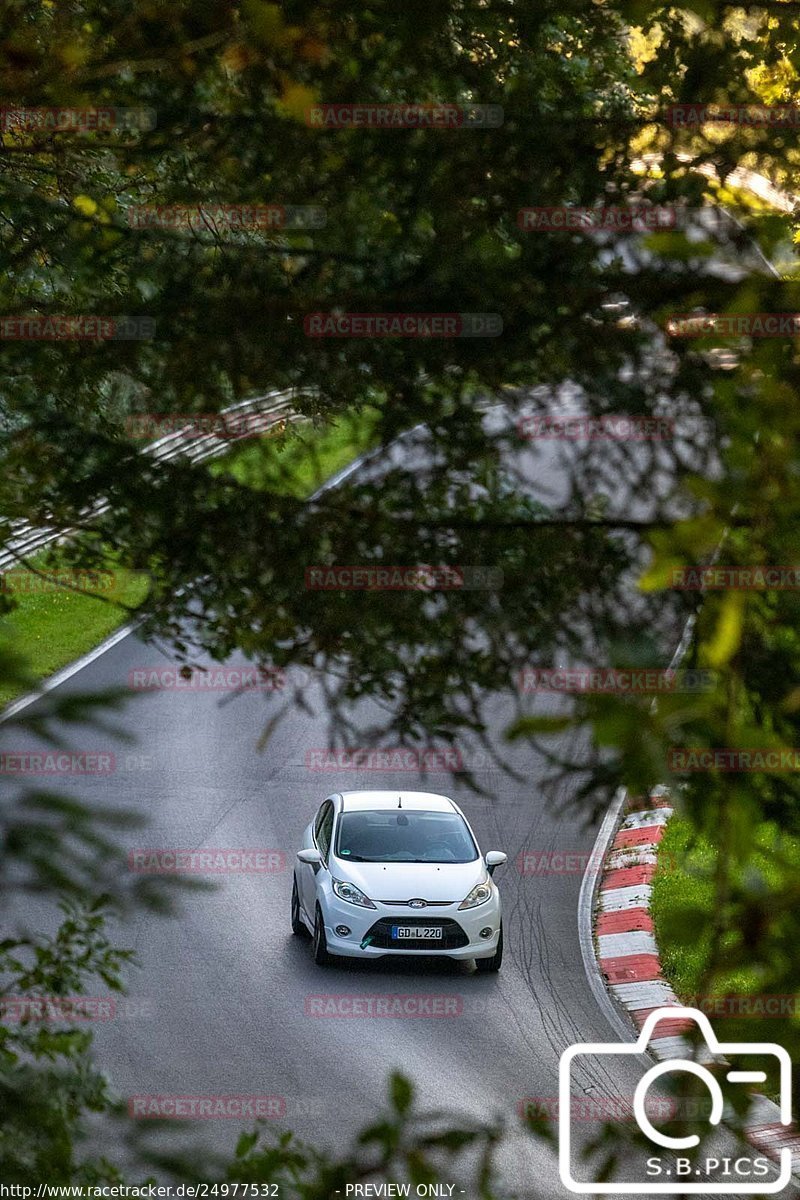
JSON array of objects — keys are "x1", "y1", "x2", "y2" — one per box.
[{"x1": 319, "y1": 893, "x2": 502, "y2": 960}]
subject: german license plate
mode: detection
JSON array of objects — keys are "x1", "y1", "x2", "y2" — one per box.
[{"x1": 391, "y1": 925, "x2": 443, "y2": 940}]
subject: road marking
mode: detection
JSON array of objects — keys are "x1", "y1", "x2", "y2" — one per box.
[
  {"x1": 597, "y1": 930, "x2": 658, "y2": 958},
  {"x1": 609, "y1": 979, "x2": 677, "y2": 1008},
  {"x1": 606, "y1": 848, "x2": 658, "y2": 870},
  {"x1": 595, "y1": 907, "x2": 653, "y2": 935},
  {"x1": 598, "y1": 883, "x2": 653, "y2": 911},
  {"x1": 600, "y1": 953, "x2": 662, "y2": 984},
  {"x1": 0, "y1": 436, "x2": 392, "y2": 723},
  {"x1": 601, "y1": 864, "x2": 657, "y2": 890},
  {"x1": 619, "y1": 809, "x2": 671, "y2": 830},
  {"x1": 0, "y1": 622, "x2": 137, "y2": 724},
  {"x1": 576, "y1": 784, "x2": 633, "y2": 1040}
]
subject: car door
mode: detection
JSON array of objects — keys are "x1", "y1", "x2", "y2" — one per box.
[{"x1": 299, "y1": 798, "x2": 334, "y2": 918}]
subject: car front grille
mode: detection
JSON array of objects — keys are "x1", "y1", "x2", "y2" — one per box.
[{"x1": 364, "y1": 917, "x2": 469, "y2": 951}]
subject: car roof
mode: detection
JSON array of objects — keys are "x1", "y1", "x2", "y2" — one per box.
[{"x1": 338, "y1": 790, "x2": 457, "y2": 813}]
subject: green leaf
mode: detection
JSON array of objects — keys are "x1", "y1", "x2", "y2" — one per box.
[
  {"x1": 506, "y1": 715, "x2": 572, "y2": 740},
  {"x1": 702, "y1": 593, "x2": 745, "y2": 668},
  {"x1": 390, "y1": 1072, "x2": 413, "y2": 1116},
  {"x1": 235, "y1": 1131, "x2": 259, "y2": 1158},
  {"x1": 638, "y1": 556, "x2": 686, "y2": 593}
]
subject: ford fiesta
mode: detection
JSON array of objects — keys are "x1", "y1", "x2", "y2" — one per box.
[{"x1": 291, "y1": 790, "x2": 506, "y2": 970}]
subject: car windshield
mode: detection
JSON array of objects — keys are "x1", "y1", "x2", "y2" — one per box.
[{"x1": 335, "y1": 809, "x2": 478, "y2": 863}]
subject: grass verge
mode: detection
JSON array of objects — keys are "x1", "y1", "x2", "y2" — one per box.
[
  {"x1": 650, "y1": 817, "x2": 718, "y2": 998},
  {"x1": 1, "y1": 408, "x2": 381, "y2": 708},
  {"x1": 208, "y1": 406, "x2": 381, "y2": 498},
  {"x1": 651, "y1": 813, "x2": 800, "y2": 1096},
  {"x1": 0, "y1": 552, "x2": 150, "y2": 708}
]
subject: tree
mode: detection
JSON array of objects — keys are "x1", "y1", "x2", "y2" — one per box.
[{"x1": 2, "y1": 0, "x2": 800, "y2": 1181}]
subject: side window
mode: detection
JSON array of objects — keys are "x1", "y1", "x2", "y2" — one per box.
[
  {"x1": 316, "y1": 803, "x2": 335, "y2": 862},
  {"x1": 314, "y1": 801, "x2": 329, "y2": 843}
]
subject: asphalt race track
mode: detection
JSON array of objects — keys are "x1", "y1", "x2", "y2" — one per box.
[{"x1": 2, "y1": 419, "x2": 789, "y2": 1199}]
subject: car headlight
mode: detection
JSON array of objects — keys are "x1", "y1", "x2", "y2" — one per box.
[
  {"x1": 458, "y1": 880, "x2": 493, "y2": 910},
  {"x1": 332, "y1": 878, "x2": 376, "y2": 909}
]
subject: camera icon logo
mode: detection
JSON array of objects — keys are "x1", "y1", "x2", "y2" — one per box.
[{"x1": 559, "y1": 1006, "x2": 792, "y2": 1193}]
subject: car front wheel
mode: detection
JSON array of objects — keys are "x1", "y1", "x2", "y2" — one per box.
[
  {"x1": 313, "y1": 905, "x2": 332, "y2": 966},
  {"x1": 475, "y1": 922, "x2": 503, "y2": 973}
]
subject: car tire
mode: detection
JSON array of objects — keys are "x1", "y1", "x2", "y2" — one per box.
[
  {"x1": 475, "y1": 922, "x2": 503, "y2": 973},
  {"x1": 313, "y1": 905, "x2": 332, "y2": 966},
  {"x1": 291, "y1": 877, "x2": 309, "y2": 937}
]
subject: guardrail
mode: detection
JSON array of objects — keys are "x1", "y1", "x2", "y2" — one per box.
[{"x1": 0, "y1": 390, "x2": 302, "y2": 572}]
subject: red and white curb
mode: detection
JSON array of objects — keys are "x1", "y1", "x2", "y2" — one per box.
[{"x1": 593, "y1": 784, "x2": 800, "y2": 1175}]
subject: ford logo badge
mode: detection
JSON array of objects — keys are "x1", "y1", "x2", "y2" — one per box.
[{"x1": 408, "y1": 899, "x2": 426, "y2": 909}]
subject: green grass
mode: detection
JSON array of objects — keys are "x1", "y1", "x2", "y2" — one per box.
[
  {"x1": 651, "y1": 818, "x2": 716, "y2": 997},
  {"x1": 652, "y1": 816, "x2": 800, "y2": 995},
  {"x1": 1, "y1": 408, "x2": 380, "y2": 708},
  {"x1": 208, "y1": 406, "x2": 381, "y2": 498},
  {"x1": 0, "y1": 551, "x2": 150, "y2": 707},
  {"x1": 651, "y1": 814, "x2": 800, "y2": 1096}
]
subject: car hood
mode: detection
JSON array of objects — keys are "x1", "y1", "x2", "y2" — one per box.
[{"x1": 330, "y1": 858, "x2": 487, "y2": 904}]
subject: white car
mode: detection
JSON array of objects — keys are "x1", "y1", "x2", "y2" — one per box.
[{"x1": 291, "y1": 790, "x2": 506, "y2": 971}]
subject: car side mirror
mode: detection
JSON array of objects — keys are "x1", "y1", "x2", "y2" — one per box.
[
  {"x1": 297, "y1": 848, "x2": 323, "y2": 866},
  {"x1": 485, "y1": 850, "x2": 507, "y2": 876}
]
